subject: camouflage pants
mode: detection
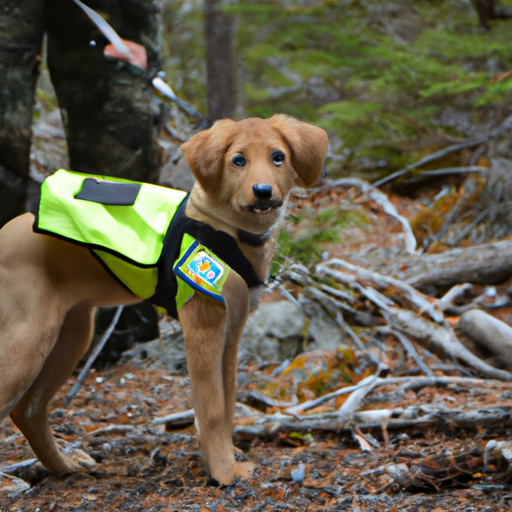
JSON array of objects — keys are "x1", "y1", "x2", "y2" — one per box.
[{"x1": 0, "y1": 0, "x2": 162, "y2": 227}]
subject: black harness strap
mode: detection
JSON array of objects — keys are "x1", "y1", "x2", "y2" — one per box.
[{"x1": 150, "y1": 196, "x2": 263, "y2": 318}]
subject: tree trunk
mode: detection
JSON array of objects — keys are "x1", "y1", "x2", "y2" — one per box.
[
  {"x1": 204, "y1": 0, "x2": 236, "y2": 121},
  {"x1": 471, "y1": 0, "x2": 512, "y2": 29}
]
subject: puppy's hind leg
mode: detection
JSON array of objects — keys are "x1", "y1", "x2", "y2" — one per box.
[{"x1": 9, "y1": 304, "x2": 96, "y2": 476}]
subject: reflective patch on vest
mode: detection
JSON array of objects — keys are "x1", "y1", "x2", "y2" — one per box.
[
  {"x1": 188, "y1": 250, "x2": 225, "y2": 286},
  {"x1": 174, "y1": 241, "x2": 228, "y2": 303},
  {"x1": 75, "y1": 178, "x2": 141, "y2": 206}
]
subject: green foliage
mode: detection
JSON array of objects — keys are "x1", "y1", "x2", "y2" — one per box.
[{"x1": 272, "y1": 206, "x2": 368, "y2": 272}]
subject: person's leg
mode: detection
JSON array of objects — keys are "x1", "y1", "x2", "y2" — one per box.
[
  {"x1": 0, "y1": 1, "x2": 44, "y2": 227},
  {"x1": 44, "y1": 0, "x2": 162, "y2": 183}
]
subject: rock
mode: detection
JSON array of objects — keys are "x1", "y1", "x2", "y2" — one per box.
[
  {"x1": 291, "y1": 463, "x2": 306, "y2": 485},
  {"x1": 239, "y1": 300, "x2": 346, "y2": 363},
  {"x1": 121, "y1": 323, "x2": 187, "y2": 374}
]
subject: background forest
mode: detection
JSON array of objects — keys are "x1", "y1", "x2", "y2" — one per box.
[{"x1": 162, "y1": 0, "x2": 512, "y2": 182}]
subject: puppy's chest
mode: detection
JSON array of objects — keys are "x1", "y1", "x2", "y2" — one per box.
[{"x1": 249, "y1": 286, "x2": 265, "y2": 312}]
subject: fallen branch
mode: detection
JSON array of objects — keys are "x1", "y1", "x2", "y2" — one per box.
[
  {"x1": 383, "y1": 307, "x2": 512, "y2": 381},
  {"x1": 153, "y1": 376, "x2": 508, "y2": 436},
  {"x1": 373, "y1": 114, "x2": 512, "y2": 187},
  {"x1": 320, "y1": 178, "x2": 417, "y2": 253},
  {"x1": 318, "y1": 259, "x2": 444, "y2": 323},
  {"x1": 234, "y1": 406, "x2": 512, "y2": 439},
  {"x1": 384, "y1": 239, "x2": 512, "y2": 288}
]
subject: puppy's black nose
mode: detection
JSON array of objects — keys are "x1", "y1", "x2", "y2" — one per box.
[{"x1": 252, "y1": 184, "x2": 273, "y2": 199}]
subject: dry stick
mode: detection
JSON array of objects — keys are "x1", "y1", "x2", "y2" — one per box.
[
  {"x1": 317, "y1": 260, "x2": 444, "y2": 323},
  {"x1": 278, "y1": 284, "x2": 309, "y2": 315},
  {"x1": 334, "y1": 310, "x2": 367, "y2": 353},
  {"x1": 306, "y1": 286, "x2": 366, "y2": 318},
  {"x1": 336, "y1": 370, "x2": 384, "y2": 426},
  {"x1": 418, "y1": 166, "x2": 488, "y2": 177},
  {"x1": 284, "y1": 364, "x2": 387, "y2": 417},
  {"x1": 83, "y1": 425, "x2": 135, "y2": 437},
  {"x1": 63, "y1": 306, "x2": 124, "y2": 407},
  {"x1": 438, "y1": 283, "x2": 473, "y2": 310},
  {"x1": 318, "y1": 177, "x2": 417, "y2": 254},
  {"x1": 373, "y1": 113, "x2": 512, "y2": 188},
  {"x1": 378, "y1": 326, "x2": 434, "y2": 377}
]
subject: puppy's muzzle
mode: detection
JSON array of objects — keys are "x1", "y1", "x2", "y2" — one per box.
[{"x1": 249, "y1": 184, "x2": 282, "y2": 214}]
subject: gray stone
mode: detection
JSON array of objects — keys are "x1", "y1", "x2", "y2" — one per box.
[{"x1": 239, "y1": 299, "x2": 346, "y2": 363}]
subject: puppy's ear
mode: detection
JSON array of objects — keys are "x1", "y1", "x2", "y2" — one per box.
[
  {"x1": 180, "y1": 119, "x2": 236, "y2": 189},
  {"x1": 270, "y1": 114, "x2": 328, "y2": 188}
]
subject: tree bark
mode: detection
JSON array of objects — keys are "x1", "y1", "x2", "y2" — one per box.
[
  {"x1": 471, "y1": 0, "x2": 512, "y2": 29},
  {"x1": 204, "y1": 0, "x2": 236, "y2": 121}
]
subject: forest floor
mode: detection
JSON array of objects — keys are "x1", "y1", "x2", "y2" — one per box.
[
  {"x1": 1, "y1": 358, "x2": 511, "y2": 512},
  {"x1": 2, "y1": 184, "x2": 512, "y2": 511}
]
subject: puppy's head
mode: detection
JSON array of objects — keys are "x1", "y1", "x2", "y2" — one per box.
[{"x1": 181, "y1": 115, "x2": 328, "y2": 233}]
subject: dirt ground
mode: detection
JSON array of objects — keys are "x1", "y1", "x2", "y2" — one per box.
[{"x1": 2, "y1": 356, "x2": 512, "y2": 511}]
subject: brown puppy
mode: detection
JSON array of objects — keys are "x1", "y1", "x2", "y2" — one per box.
[{"x1": 0, "y1": 115, "x2": 328, "y2": 485}]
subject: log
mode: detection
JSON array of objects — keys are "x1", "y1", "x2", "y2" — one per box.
[
  {"x1": 234, "y1": 406, "x2": 512, "y2": 438},
  {"x1": 456, "y1": 309, "x2": 512, "y2": 372},
  {"x1": 382, "y1": 239, "x2": 512, "y2": 289}
]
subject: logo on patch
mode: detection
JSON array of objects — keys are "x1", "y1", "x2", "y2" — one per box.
[{"x1": 187, "y1": 251, "x2": 224, "y2": 287}]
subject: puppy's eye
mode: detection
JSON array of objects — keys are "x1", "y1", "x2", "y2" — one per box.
[
  {"x1": 232, "y1": 154, "x2": 246, "y2": 168},
  {"x1": 272, "y1": 152, "x2": 285, "y2": 167}
]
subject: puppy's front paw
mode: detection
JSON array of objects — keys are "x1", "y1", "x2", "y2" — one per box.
[
  {"x1": 208, "y1": 460, "x2": 256, "y2": 487},
  {"x1": 233, "y1": 460, "x2": 255, "y2": 479},
  {"x1": 60, "y1": 443, "x2": 96, "y2": 471},
  {"x1": 70, "y1": 448, "x2": 96, "y2": 470}
]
